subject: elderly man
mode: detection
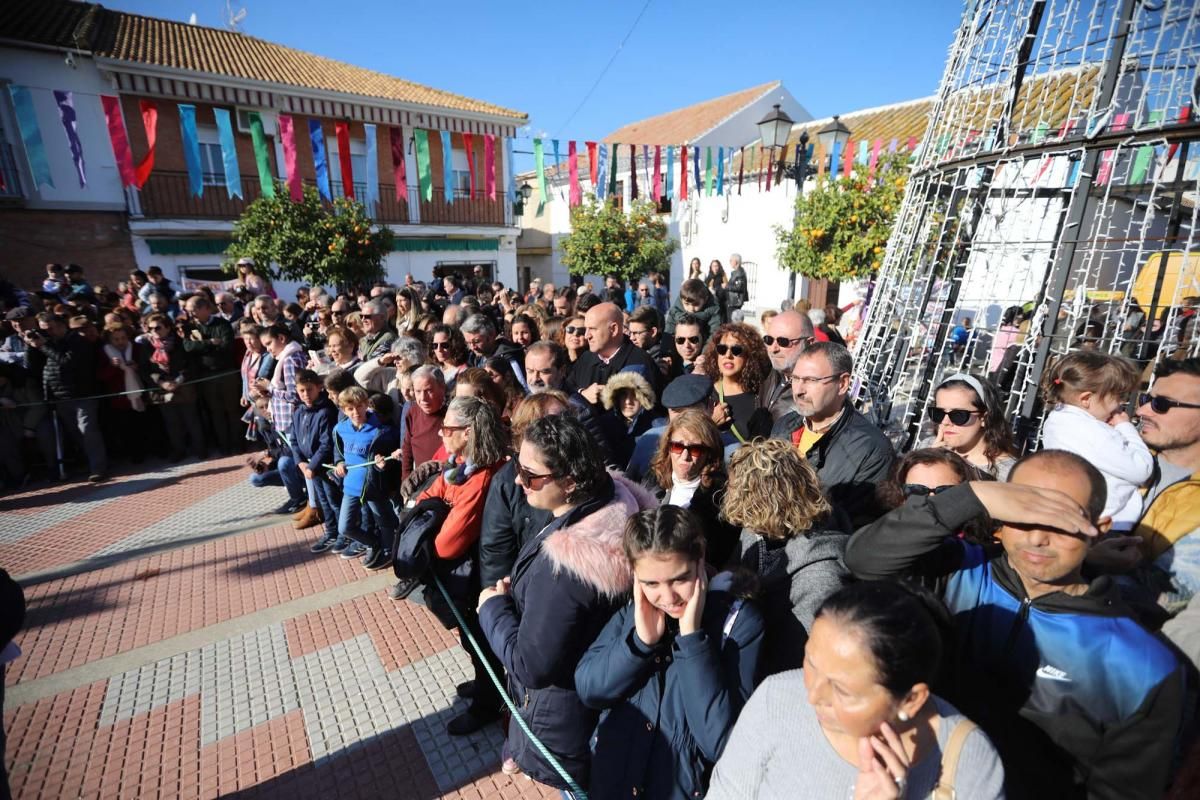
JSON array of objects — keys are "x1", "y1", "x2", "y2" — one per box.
[
  {"x1": 252, "y1": 294, "x2": 280, "y2": 326},
  {"x1": 182, "y1": 296, "x2": 240, "y2": 454},
  {"x1": 400, "y1": 365, "x2": 447, "y2": 480},
  {"x1": 357, "y1": 299, "x2": 397, "y2": 361},
  {"x1": 571, "y1": 302, "x2": 661, "y2": 405},
  {"x1": 771, "y1": 341, "x2": 892, "y2": 528},
  {"x1": 759, "y1": 310, "x2": 816, "y2": 421},
  {"x1": 524, "y1": 341, "x2": 611, "y2": 463},
  {"x1": 214, "y1": 292, "x2": 242, "y2": 323},
  {"x1": 460, "y1": 313, "x2": 523, "y2": 370},
  {"x1": 726, "y1": 252, "x2": 749, "y2": 317},
  {"x1": 846, "y1": 450, "x2": 1184, "y2": 800}
]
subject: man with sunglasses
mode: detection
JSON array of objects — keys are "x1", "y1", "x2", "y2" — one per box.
[
  {"x1": 759, "y1": 310, "x2": 816, "y2": 421},
  {"x1": 668, "y1": 313, "x2": 705, "y2": 377},
  {"x1": 770, "y1": 341, "x2": 892, "y2": 528}
]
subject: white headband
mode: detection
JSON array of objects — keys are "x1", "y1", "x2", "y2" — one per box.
[{"x1": 940, "y1": 373, "x2": 989, "y2": 404}]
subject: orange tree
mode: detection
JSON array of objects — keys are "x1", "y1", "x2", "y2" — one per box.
[
  {"x1": 775, "y1": 152, "x2": 908, "y2": 281},
  {"x1": 559, "y1": 197, "x2": 677, "y2": 283},
  {"x1": 226, "y1": 185, "x2": 394, "y2": 287}
]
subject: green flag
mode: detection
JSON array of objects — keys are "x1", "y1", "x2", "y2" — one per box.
[
  {"x1": 609, "y1": 142, "x2": 619, "y2": 198},
  {"x1": 534, "y1": 138, "x2": 547, "y2": 215},
  {"x1": 704, "y1": 147, "x2": 714, "y2": 196},
  {"x1": 1130, "y1": 110, "x2": 1164, "y2": 184},
  {"x1": 247, "y1": 112, "x2": 275, "y2": 199},
  {"x1": 414, "y1": 129, "x2": 432, "y2": 202}
]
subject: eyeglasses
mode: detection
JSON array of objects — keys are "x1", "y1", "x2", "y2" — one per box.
[
  {"x1": 790, "y1": 372, "x2": 846, "y2": 386},
  {"x1": 903, "y1": 483, "x2": 957, "y2": 497},
  {"x1": 928, "y1": 407, "x2": 980, "y2": 426},
  {"x1": 438, "y1": 424, "x2": 468, "y2": 436},
  {"x1": 715, "y1": 344, "x2": 745, "y2": 357},
  {"x1": 1139, "y1": 393, "x2": 1200, "y2": 414},
  {"x1": 565, "y1": 326, "x2": 586, "y2": 336},
  {"x1": 668, "y1": 441, "x2": 707, "y2": 459},
  {"x1": 515, "y1": 461, "x2": 556, "y2": 487},
  {"x1": 762, "y1": 335, "x2": 811, "y2": 348},
  {"x1": 675, "y1": 336, "x2": 700, "y2": 346},
  {"x1": 432, "y1": 341, "x2": 452, "y2": 350}
]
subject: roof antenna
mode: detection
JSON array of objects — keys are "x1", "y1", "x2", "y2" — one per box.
[
  {"x1": 224, "y1": 0, "x2": 247, "y2": 32},
  {"x1": 188, "y1": 13, "x2": 198, "y2": 25}
]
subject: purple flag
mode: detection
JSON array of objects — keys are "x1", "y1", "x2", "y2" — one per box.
[{"x1": 53, "y1": 90, "x2": 86, "y2": 187}]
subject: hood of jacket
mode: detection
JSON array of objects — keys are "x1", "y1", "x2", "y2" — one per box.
[
  {"x1": 542, "y1": 472, "x2": 658, "y2": 599},
  {"x1": 600, "y1": 369, "x2": 656, "y2": 411}
]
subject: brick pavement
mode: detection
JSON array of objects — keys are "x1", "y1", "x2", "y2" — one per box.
[{"x1": 1, "y1": 458, "x2": 558, "y2": 799}]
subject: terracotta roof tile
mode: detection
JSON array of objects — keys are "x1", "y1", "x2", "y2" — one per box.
[
  {"x1": 0, "y1": 0, "x2": 525, "y2": 121},
  {"x1": 604, "y1": 81, "x2": 784, "y2": 144}
]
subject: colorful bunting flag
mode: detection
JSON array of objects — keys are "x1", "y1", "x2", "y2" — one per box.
[
  {"x1": 534, "y1": 138, "x2": 546, "y2": 212},
  {"x1": 737, "y1": 146, "x2": 744, "y2": 194},
  {"x1": 568, "y1": 140, "x2": 581, "y2": 206},
  {"x1": 309, "y1": 119, "x2": 332, "y2": 202},
  {"x1": 586, "y1": 141, "x2": 598, "y2": 188},
  {"x1": 389, "y1": 126, "x2": 408, "y2": 202},
  {"x1": 248, "y1": 112, "x2": 275, "y2": 199},
  {"x1": 704, "y1": 147, "x2": 713, "y2": 196},
  {"x1": 1165, "y1": 105, "x2": 1192, "y2": 164},
  {"x1": 868, "y1": 139, "x2": 883, "y2": 179},
  {"x1": 829, "y1": 139, "x2": 842, "y2": 180},
  {"x1": 889, "y1": 138, "x2": 898, "y2": 154},
  {"x1": 214, "y1": 108, "x2": 243, "y2": 199},
  {"x1": 680, "y1": 145, "x2": 688, "y2": 200},
  {"x1": 177, "y1": 103, "x2": 202, "y2": 197},
  {"x1": 414, "y1": 129, "x2": 432, "y2": 202},
  {"x1": 652, "y1": 145, "x2": 662, "y2": 200},
  {"x1": 716, "y1": 146, "x2": 725, "y2": 196},
  {"x1": 608, "y1": 142, "x2": 619, "y2": 199},
  {"x1": 764, "y1": 146, "x2": 771, "y2": 193},
  {"x1": 844, "y1": 140, "x2": 856, "y2": 177},
  {"x1": 505, "y1": 136, "x2": 515, "y2": 203},
  {"x1": 364, "y1": 123, "x2": 379, "y2": 211},
  {"x1": 278, "y1": 114, "x2": 302, "y2": 202},
  {"x1": 693, "y1": 146, "x2": 701, "y2": 195},
  {"x1": 441, "y1": 130, "x2": 454, "y2": 204},
  {"x1": 629, "y1": 144, "x2": 638, "y2": 199},
  {"x1": 335, "y1": 121, "x2": 354, "y2": 199},
  {"x1": 100, "y1": 95, "x2": 136, "y2": 187},
  {"x1": 484, "y1": 134, "x2": 495, "y2": 201},
  {"x1": 857, "y1": 140, "x2": 870, "y2": 165},
  {"x1": 552, "y1": 139, "x2": 562, "y2": 201},
  {"x1": 53, "y1": 90, "x2": 86, "y2": 188},
  {"x1": 134, "y1": 100, "x2": 157, "y2": 189},
  {"x1": 1130, "y1": 111, "x2": 1164, "y2": 184},
  {"x1": 462, "y1": 132, "x2": 476, "y2": 197},
  {"x1": 596, "y1": 143, "x2": 608, "y2": 200},
  {"x1": 665, "y1": 146, "x2": 675, "y2": 200},
  {"x1": 8, "y1": 86, "x2": 54, "y2": 189}
]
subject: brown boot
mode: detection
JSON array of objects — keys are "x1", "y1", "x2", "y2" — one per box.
[{"x1": 293, "y1": 506, "x2": 322, "y2": 529}]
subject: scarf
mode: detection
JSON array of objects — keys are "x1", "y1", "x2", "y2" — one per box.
[
  {"x1": 271, "y1": 340, "x2": 304, "y2": 394},
  {"x1": 103, "y1": 341, "x2": 145, "y2": 412},
  {"x1": 441, "y1": 454, "x2": 479, "y2": 486},
  {"x1": 150, "y1": 334, "x2": 174, "y2": 373}
]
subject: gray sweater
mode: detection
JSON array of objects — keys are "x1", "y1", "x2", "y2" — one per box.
[
  {"x1": 708, "y1": 671, "x2": 1006, "y2": 799},
  {"x1": 727, "y1": 527, "x2": 850, "y2": 678}
]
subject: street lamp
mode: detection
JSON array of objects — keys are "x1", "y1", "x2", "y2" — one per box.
[
  {"x1": 816, "y1": 114, "x2": 852, "y2": 173},
  {"x1": 513, "y1": 181, "x2": 533, "y2": 220},
  {"x1": 783, "y1": 116, "x2": 852, "y2": 303},
  {"x1": 756, "y1": 103, "x2": 794, "y2": 150}
]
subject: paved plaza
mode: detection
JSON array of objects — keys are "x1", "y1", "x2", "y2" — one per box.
[{"x1": 1, "y1": 456, "x2": 557, "y2": 799}]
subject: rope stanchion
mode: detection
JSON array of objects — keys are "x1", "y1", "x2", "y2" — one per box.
[
  {"x1": 428, "y1": 572, "x2": 589, "y2": 800},
  {"x1": 4, "y1": 368, "x2": 242, "y2": 409}
]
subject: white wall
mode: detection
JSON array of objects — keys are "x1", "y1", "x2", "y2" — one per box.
[{"x1": 0, "y1": 48, "x2": 127, "y2": 209}]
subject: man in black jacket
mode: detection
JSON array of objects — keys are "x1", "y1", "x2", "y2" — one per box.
[
  {"x1": 571, "y1": 302, "x2": 661, "y2": 405},
  {"x1": 845, "y1": 451, "x2": 1185, "y2": 800},
  {"x1": 770, "y1": 341, "x2": 891, "y2": 528},
  {"x1": 24, "y1": 313, "x2": 107, "y2": 481},
  {"x1": 182, "y1": 296, "x2": 240, "y2": 454}
]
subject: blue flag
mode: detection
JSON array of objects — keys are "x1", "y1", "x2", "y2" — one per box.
[
  {"x1": 177, "y1": 103, "x2": 202, "y2": 197},
  {"x1": 213, "y1": 108, "x2": 242, "y2": 199},
  {"x1": 308, "y1": 120, "x2": 332, "y2": 201},
  {"x1": 364, "y1": 123, "x2": 379, "y2": 214},
  {"x1": 441, "y1": 130, "x2": 454, "y2": 204},
  {"x1": 8, "y1": 86, "x2": 53, "y2": 189}
]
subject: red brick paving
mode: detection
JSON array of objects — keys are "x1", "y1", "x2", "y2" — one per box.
[
  {"x1": 0, "y1": 457, "x2": 249, "y2": 576},
  {"x1": 283, "y1": 590, "x2": 459, "y2": 672},
  {"x1": 9, "y1": 523, "x2": 376, "y2": 685}
]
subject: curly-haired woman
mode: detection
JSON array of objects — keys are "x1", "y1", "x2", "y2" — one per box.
[
  {"x1": 698, "y1": 322, "x2": 774, "y2": 446},
  {"x1": 722, "y1": 438, "x2": 851, "y2": 679}
]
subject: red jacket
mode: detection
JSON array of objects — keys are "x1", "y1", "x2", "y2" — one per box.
[{"x1": 420, "y1": 462, "x2": 502, "y2": 559}]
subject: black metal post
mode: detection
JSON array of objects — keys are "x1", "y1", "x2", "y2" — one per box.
[{"x1": 787, "y1": 132, "x2": 811, "y2": 304}]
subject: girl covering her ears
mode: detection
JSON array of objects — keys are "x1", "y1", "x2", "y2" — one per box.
[
  {"x1": 575, "y1": 505, "x2": 764, "y2": 800},
  {"x1": 1040, "y1": 351, "x2": 1154, "y2": 531}
]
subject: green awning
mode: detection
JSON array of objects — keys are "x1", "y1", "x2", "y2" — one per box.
[
  {"x1": 390, "y1": 238, "x2": 500, "y2": 252},
  {"x1": 146, "y1": 238, "x2": 231, "y2": 255}
]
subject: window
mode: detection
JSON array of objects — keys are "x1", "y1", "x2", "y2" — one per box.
[
  {"x1": 329, "y1": 147, "x2": 368, "y2": 200},
  {"x1": 198, "y1": 143, "x2": 226, "y2": 187},
  {"x1": 452, "y1": 169, "x2": 472, "y2": 198}
]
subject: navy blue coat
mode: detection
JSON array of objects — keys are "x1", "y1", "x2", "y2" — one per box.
[
  {"x1": 575, "y1": 577, "x2": 763, "y2": 800},
  {"x1": 290, "y1": 394, "x2": 338, "y2": 475}
]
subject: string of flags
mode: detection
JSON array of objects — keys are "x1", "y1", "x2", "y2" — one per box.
[{"x1": 11, "y1": 83, "x2": 1185, "y2": 209}]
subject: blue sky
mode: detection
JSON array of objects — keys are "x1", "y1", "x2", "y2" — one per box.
[{"x1": 105, "y1": 0, "x2": 964, "y2": 138}]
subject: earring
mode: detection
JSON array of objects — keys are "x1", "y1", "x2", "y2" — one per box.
[{"x1": 898, "y1": 711, "x2": 910, "y2": 722}]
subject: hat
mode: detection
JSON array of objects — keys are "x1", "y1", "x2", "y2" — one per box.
[
  {"x1": 5, "y1": 307, "x2": 30, "y2": 320},
  {"x1": 662, "y1": 374, "x2": 714, "y2": 409},
  {"x1": 236, "y1": 257, "x2": 254, "y2": 266},
  {"x1": 576, "y1": 285, "x2": 589, "y2": 297}
]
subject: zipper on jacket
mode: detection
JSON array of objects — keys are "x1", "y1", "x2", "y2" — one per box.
[{"x1": 1002, "y1": 596, "x2": 1032, "y2": 653}]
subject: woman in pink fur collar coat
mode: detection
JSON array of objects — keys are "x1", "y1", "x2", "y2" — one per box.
[{"x1": 478, "y1": 414, "x2": 657, "y2": 793}]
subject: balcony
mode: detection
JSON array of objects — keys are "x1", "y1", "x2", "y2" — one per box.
[{"x1": 136, "y1": 170, "x2": 509, "y2": 227}]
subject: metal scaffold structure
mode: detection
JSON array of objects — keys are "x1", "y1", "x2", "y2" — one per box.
[{"x1": 854, "y1": 0, "x2": 1200, "y2": 451}]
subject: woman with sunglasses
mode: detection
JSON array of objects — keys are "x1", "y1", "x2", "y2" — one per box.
[
  {"x1": 478, "y1": 415, "x2": 658, "y2": 792},
  {"x1": 642, "y1": 409, "x2": 740, "y2": 567},
  {"x1": 139, "y1": 312, "x2": 204, "y2": 461},
  {"x1": 877, "y1": 448, "x2": 996, "y2": 546},
  {"x1": 427, "y1": 324, "x2": 469, "y2": 394},
  {"x1": 407, "y1": 395, "x2": 510, "y2": 736},
  {"x1": 921, "y1": 374, "x2": 1018, "y2": 480},
  {"x1": 699, "y1": 323, "x2": 774, "y2": 447},
  {"x1": 563, "y1": 313, "x2": 588, "y2": 363}
]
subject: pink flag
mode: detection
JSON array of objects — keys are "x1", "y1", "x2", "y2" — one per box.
[
  {"x1": 586, "y1": 141, "x2": 598, "y2": 187},
  {"x1": 278, "y1": 114, "x2": 303, "y2": 201},
  {"x1": 868, "y1": 139, "x2": 883, "y2": 179},
  {"x1": 484, "y1": 134, "x2": 496, "y2": 200},
  {"x1": 1097, "y1": 113, "x2": 1130, "y2": 185},
  {"x1": 906, "y1": 136, "x2": 918, "y2": 152},
  {"x1": 843, "y1": 141, "x2": 856, "y2": 177},
  {"x1": 652, "y1": 145, "x2": 662, "y2": 199},
  {"x1": 100, "y1": 95, "x2": 136, "y2": 187},
  {"x1": 568, "y1": 140, "x2": 581, "y2": 206},
  {"x1": 389, "y1": 126, "x2": 408, "y2": 202},
  {"x1": 463, "y1": 133, "x2": 476, "y2": 197},
  {"x1": 1166, "y1": 105, "x2": 1192, "y2": 163}
]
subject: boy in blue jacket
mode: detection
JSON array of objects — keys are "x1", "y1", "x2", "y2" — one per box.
[
  {"x1": 291, "y1": 369, "x2": 341, "y2": 553},
  {"x1": 332, "y1": 386, "x2": 400, "y2": 571}
]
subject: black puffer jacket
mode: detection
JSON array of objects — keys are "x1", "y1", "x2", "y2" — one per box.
[
  {"x1": 27, "y1": 330, "x2": 97, "y2": 400},
  {"x1": 478, "y1": 459, "x2": 551, "y2": 585}
]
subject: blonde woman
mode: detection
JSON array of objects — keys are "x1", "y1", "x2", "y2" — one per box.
[{"x1": 722, "y1": 438, "x2": 851, "y2": 679}]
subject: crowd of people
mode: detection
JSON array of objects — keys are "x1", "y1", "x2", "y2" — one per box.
[{"x1": 2, "y1": 254, "x2": 1199, "y2": 800}]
